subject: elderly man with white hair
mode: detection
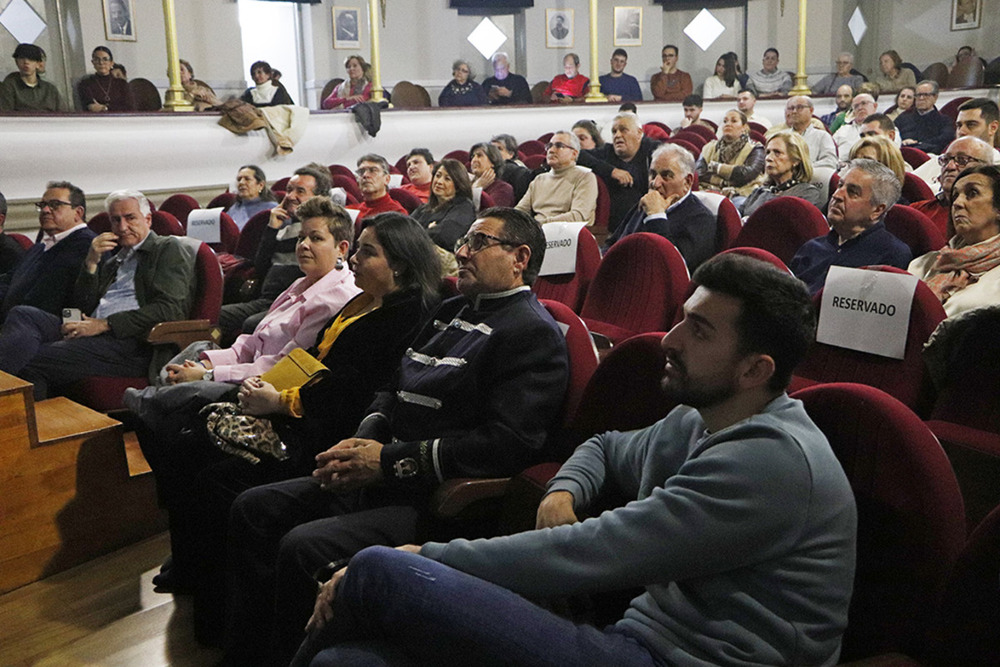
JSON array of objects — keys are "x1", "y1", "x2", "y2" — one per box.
[
  {"x1": 481, "y1": 52, "x2": 531, "y2": 105},
  {"x1": 813, "y1": 52, "x2": 866, "y2": 96},
  {"x1": 911, "y1": 136, "x2": 997, "y2": 237}
]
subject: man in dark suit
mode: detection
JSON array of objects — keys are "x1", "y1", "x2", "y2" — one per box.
[
  {"x1": 0, "y1": 189, "x2": 195, "y2": 399},
  {"x1": 0, "y1": 181, "x2": 95, "y2": 322},
  {"x1": 606, "y1": 143, "x2": 717, "y2": 272}
]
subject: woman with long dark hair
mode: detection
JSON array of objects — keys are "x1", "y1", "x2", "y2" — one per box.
[{"x1": 411, "y1": 158, "x2": 477, "y2": 252}]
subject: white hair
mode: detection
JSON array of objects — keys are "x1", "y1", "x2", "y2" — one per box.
[{"x1": 105, "y1": 189, "x2": 150, "y2": 216}]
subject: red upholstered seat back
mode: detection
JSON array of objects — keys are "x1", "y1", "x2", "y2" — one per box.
[
  {"x1": 902, "y1": 172, "x2": 934, "y2": 203},
  {"x1": 518, "y1": 139, "x2": 547, "y2": 156},
  {"x1": 387, "y1": 187, "x2": 422, "y2": 214},
  {"x1": 900, "y1": 146, "x2": 931, "y2": 169},
  {"x1": 679, "y1": 123, "x2": 715, "y2": 143},
  {"x1": 213, "y1": 212, "x2": 240, "y2": 254},
  {"x1": 443, "y1": 149, "x2": 470, "y2": 164},
  {"x1": 522, "y1": 153, "x2": 546, "y2": 170},
  {"x1": 664, "y1": 137, "x2": 700, "y2": 160},
  {"x1": 794, "y1": 266, "x2": 946, "y2": 416},
  {"x1": 735, "y1": 196, "x2": 830, "y2": 265},
  {"x1": 593, "y1": 173, "x2": 611, "y2": 232},
  {"x1": 532, "y1": 226, "x2": 601, "y2": 313},
  {"x1": 884, "y1": 205, "x2": 947, "y2": 258},
  {"x1": 540, "y1": 299, "x2": 598, "y2": 424},
  {"x1": 672, "y1": 130, "x2": 706, "y2": 151},
  {"x1": 720, "y1": 246, "x2": 790, "y2": 272},
  {"x1": 208, "y1": 191, "x2": 237, "y2": 210},
  {"x1": 234, "y1": 209, "x2": 271, "y2": 259},
  {"x1": 580, "y1": 232, "x2": 690, "y2": 342},
  {"x1": 693, "y1": 190, "x2": 742, "y2": 253},
  {"x1": 643, "y1": 120, "x2": 671, "y2": 136},
  {"x1": 331, "y1": 174, "x2": 363, "y2": 203},
  {"x1": 927, "y1": 306, "x2": 1000, "y2": 431},
  {"x1": 151, "y1": 211, "x2": 185, "y2": 236},
  {"x1": 792, "y1": 383, "x2": 965, "y2": 661},
  {"x1": 271, "y1": 176, "x2": 290, "y2": 194},
  {"x1": 536, "y1": 132, "x2": 554, "y2": 144},
  {"x1": 158, "y1": 194, "x2": 200, "y2": 227},
  {"x1": 642, "y1": 123, "x2": 669, "y2": 141},
  {"x1": 328, "y1": 164, "x2": 356, "y2": 179},
  {"x1": 8, "y1": 232, "x2": 33, "y2": 250}
]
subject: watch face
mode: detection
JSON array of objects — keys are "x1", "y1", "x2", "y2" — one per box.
[{"x1": 394, "y1": 457, "x2": 419, "y2": 479}]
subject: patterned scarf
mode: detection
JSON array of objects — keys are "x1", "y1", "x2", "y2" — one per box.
[
  {"x1": 925, "y1": 233, "x2": 1000, "y2": 304},
  {"x1": 716, "y1": 133, "x2": 749, "y2": 165}
]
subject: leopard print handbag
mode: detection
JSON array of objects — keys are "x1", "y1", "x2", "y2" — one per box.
[{"x1": 200, "y1": 402, "x2": 290, "y2": 465}]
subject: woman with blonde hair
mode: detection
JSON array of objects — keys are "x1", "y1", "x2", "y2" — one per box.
[
  {"x1": 850, "y1": 135, "x2": 906, "y2": 189},
  {"x1": 741, "y1": 130, "x2": 825, "y2": 217},
  {"x1": 322, "y1": 54, "x2": 372, "y2": 109}
]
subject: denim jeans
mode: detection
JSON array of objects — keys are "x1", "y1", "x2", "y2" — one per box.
[{"x1": 294, "y1": 546, "x2": 660, "y2": 667}]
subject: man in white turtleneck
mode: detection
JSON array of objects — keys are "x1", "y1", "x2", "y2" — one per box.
[{"x1": 515, "y1": 130, "x2": 598, "y2": 225}]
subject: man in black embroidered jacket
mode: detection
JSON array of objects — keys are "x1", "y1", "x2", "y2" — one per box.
[{"x1": 218, "y1": 207, "x2": 569, "y2": 666}]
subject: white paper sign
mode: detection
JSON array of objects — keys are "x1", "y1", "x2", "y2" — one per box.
[
  {"x1": 539, "y1": 222, "x2": 586, "y2": 276},
  {"x1": 472, "y1": 186, "x2": 483, "y2": 211},
  {"x1": 388, "y1": 174, "x2": 404, "y2": 188},
  {"x1": 186, "y1": 207, "x2": 223, "y2": 244},
  {"x1": 816, "y1": 266, "x2": 918, "y2": 359},
  {"x1": 345, "y1": 207, "x2": 360, "y2": 223}
]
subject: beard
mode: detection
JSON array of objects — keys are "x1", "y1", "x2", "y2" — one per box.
[{"x1": 660, "y1": 355, "x2": 741, "y2": 409}]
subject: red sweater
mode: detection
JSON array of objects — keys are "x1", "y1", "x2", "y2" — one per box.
[
  {"x1": 910, "y1": 198, "x2": 950, "y2": 238},
  {"x1": 400, "y1": 181, "x2": 431, "y2": 203},
  {"x1": 349, "y1": 193, "x2": 407, "y2": 222},
  {"x1": 544, "y1": 74, "x2": 590, "y2": 101}
]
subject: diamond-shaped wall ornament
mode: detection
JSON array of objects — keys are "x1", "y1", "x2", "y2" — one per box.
[
  {"x1": 684, "y1": 9, "x2": 725, "y2": 52},
  {"x1": 848, "y1": 7, "x2": 867, "y2": 46},
  {"x1": 468, "y1": 17, "x2": 507, "y2": 60},
  {"x1": 0, "y1": 0, "x2": 46, "y2": 44}
]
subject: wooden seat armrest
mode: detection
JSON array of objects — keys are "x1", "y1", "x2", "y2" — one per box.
[
  {"x1": 147, "y1": 319, "x2": 221, "y2": 349},
  {"x1": 432, "y1": 477, "x2": 512, "y2": 518}
]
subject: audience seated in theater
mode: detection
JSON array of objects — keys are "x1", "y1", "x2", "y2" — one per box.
[
  {"x1": 696, "y1": 109, "x2": 765, "y2": 203},
  {"x1": 820, "y1": 84, "x2": 854, "y2": 132},
  {"x1": 412, "y1": 158, "x2": 477, "y2": 253},
  {"x1": 576, "y1": 112, "x2": 662, "y2": 234},
  {"x1": 515, "y1": 130, "x2": 598, "y2": 225},
  {"x1": 911, "y1": 137, "x2": 996, "y2": 237},
  {"x1": 896, "y1": 80, "x2": 953, "y2": 155},
  {"x1": 909, "y1": 165, "x2": 1000, "y2": 319},
  {"x1": 0, "y1": 181, "x2": 96, "y2": 322},
  {"x1": 0, "y1": 189, "x2": 194, "y2": 400},
  {"x1": 177, "y1": 59, "x2": 220, "y2": 111},
  {"x1": 220, "y1": 207, "x2": 569, "y2": 665},
  {"x1": 438, "y1": 59, "x2": 487, "y2": 107},
  {"x1": 400, "y1": 148, "x2": 435, "y2": 203},
  {"x1": 874, "y1": 49, "x2": 916, "y2": 94},
  {"x1": 599, "y1": 48, "x2": 642, "y2": 103},
  {"x1": 702, "y1": 52, "x2": 741, "y2": 100},
  {"x1": 679, "y1": 94, "x2": 713, "y2": 130},
  {"x1": 0, "y1": 190, "x2": 26, "y2": 298},
  {"x1": 833, "y1": 93, "x2": 898, "y2": 156},
  {"x1": 322, "y1": 55, "x2": 371, "y2": 110},
  {"x1": 886, "y1": 86, "x2": 915, "y2": 121},
  {"x1": 347, "y1": 153, "x2": 408, "y2": 222},
  {"x1": 490, "y1": 133, "x2": 534, "y2": 202},
  {"x1": 123, "y1": 197, "x2": 366, "y2": 594},
  {"x1": 78, "y1": 46, "x2": 133, "y2": 112},
  {"x1": 469, "y1": 142, "x2": 515, "y2": 207},
  {"x1": 812, "y1": 52, "x2": 866, "y2": 96},
  {"x1": 790, "y1": 159, "x2": 912, "y2": 295},
  {"x1": 226, "y1": 164, "x2": 278, "y2": 230},
  {"x1": 849, "y1": 136, "x2": 907, "y2": 199},
  {"x1": 544, "y1": 53, "x2": 589, "y2": 104},
  {"x1": 296, "y1": 252, "x2": 857, "y2": 667},
  {"x1": 741, "y1": 131, "x2": 825, "y2": 218},
  {"x1": 572, "y1": 119, "x2": 604, "y2": 150},
  {"x1": 767, "y1": 96, "x2": 839, "y2": 171},
  {"x1": 736, "y1": 88, "x2": 771, "y2": 129},
  {"x1": 0, "y1": 43, "x2": 64, "y2": 112},
  {"x1": 219, "y1": 163, "x2": 331, "y2": 338},
  {"x1": 606, "y1": 143, "x2": 716, "y2": 272},
  {"x1": 650, "y1": 44, "x2": 693, "y2": 102},
  {"x1": 481, "y1": 51, "x2": 532, "y2": 105},
  {"x1": 746, "y1": 47, "x2": 791, "y2": 98},
  {"x1": 241, "y1": 60, "x2": 294, "y2": 107}
]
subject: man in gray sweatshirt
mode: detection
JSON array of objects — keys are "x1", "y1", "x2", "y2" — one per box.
[{"x1": 297, "y1": 252, "x2": 858, "y2": 667}]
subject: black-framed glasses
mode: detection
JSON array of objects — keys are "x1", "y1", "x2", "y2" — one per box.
[
  {"x1": 34, "y1": 199, "x2": 73, "y2": 211},
  {"x1": 937, "y1": 154, "x2": 984, "y2": 169},
  {"x1": 454, "y1": 231, "x2": 519, "y2": 254},
  {"x1": 545, "y1": 141, "x2": 573, "y2": 151}
]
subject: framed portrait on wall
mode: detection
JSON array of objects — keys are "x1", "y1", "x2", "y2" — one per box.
[
  {"x1": 546, "y1": 9, "x2": 573, "y2": 49},
  {"x1": 333, "y1": 7, "x2": 361, "y2": 49},
  {"x1": 614, "y1": 7, "x2": 642, "y2": 47},
  {"x1": 951, "y1": 0, "x2": 981, "y2": 30},
  {"x1": 103, "y1": 0, "x2": 136, "y2": 42}
]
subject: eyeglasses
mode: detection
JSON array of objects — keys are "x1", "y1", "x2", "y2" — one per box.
[
  {"x1": 34, "y1": 199, "x2": 73, "y2": 211},
  {"x1": 454, "y1": 231, "x2": 519, "y2": 254},
  {"x1": 786, "y1": 104, "x2": 811, "y2": 112},
  {"x1": 355, "y1": 166, "x2": 383, "y2": 176},
  {"x1": 545, "y1": 141, "x2": 573, "y2": 151},
  {"x1": 937, "y1": 154, "x2": 985, "y2": 168}
]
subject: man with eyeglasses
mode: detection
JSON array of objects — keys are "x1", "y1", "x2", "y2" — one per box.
[
  {"x1": 896, "y1": 81, "x2": 953, "y2": 155},
  {"x1": 812, "y1": 52, "x2": 865, "y2": 96},
  {"x1": 220, "y1": 206, "x2": 568, "y2": 665},
  {"x1": 0, "y1": 181, "x2": 95, "y2": 323},
  {"x1": 910, "y1": 136, "x2": 996, "y2": 237},
  {"x1": 833, "y1": 93, "x2": 895, "y2": 156},
  {"x1": 515, "y1": 130, "x2": 597, "y2": 225},
  {"x1": 768, "y1": 96, "x2": 838, "y2": 171},
  {"x1": 577, "y1": 112, "x2": 661, "y2": 233},
  {"x1": 650, "y1": 44, "x2": 692, "y2": 102},
  {"x1": 347, "y1": 153, "x2": 407, "y2": 220},
  {"x1": 0, "y1": 189, "x2": 194, "y2": 400}
]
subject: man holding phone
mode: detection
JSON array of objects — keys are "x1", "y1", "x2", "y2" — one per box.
[{"x1": 0, "y1": 189, "x2": 194, "y2": 400}]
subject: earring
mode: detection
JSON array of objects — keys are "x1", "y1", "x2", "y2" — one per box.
[
  {"x1": 335, "y1": 256, "x2": 345, "y2": 270},
  {"x1": 393, "y1": 270, "x2": 400, "y2": 277}
]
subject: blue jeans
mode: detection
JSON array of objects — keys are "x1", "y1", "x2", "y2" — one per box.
[{"x1": 295, "y1": 546, "x2": 659, "y2": 667}]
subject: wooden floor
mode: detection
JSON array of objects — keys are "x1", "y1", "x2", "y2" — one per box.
[{"x1": 0, "y1": 532, "x2": 221, "y2": 666}]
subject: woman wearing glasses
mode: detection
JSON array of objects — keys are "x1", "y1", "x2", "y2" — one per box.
[
  {"x1": 412, "y1": 159, "x2": 477, "y2": 252},
  {"x1": 909, "y1": 165, "x2": 1000, "y2": 318},
  {"x1": 438, "y1": 60, "x2": 487, "y2": 107},
  {"x1": 78, "y1": 46, "x2": 134, "y2": 112}
]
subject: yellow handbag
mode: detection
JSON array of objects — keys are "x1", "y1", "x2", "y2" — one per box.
[{"x1": 260, "y1": 348, "x2": 329, "y2": 392}]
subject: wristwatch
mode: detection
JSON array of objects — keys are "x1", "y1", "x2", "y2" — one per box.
[{"x1": 203, "y1": 367, "x2": 214, "y2": 381}]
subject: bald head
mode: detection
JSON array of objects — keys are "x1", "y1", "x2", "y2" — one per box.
[
  {"x1": 785, "y1": 96, "x2": 814, "y2": 132},
  {"x1": 939, "y1": 136, "x2": 996, "y2": 201}
]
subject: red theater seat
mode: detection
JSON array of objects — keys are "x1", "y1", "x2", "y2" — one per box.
[
  {"x1": 734, "y1": 196, "x2": 830, "y2": 265},
  {"x1": 532, "y1": 225, "x2": 601, "y2": 313}
]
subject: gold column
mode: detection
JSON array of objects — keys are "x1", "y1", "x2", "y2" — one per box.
[
  {"x1": 368, "y1": 0, "x2": 385, "y2": 103},
  {"x1": 790, "y1": 0, "x2": 811, "y2": 95},
  {"x1": 585, "y1": 0, "x2": 607, "y2": 103},
  {"x1": 162, "y1": 0, "x2": 193, "y2": 111}
]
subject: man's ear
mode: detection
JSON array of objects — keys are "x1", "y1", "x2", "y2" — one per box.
[
  {"x1": 739, "y1": 353, "x2": 776, "y2": 391},
  {"x1": 513, "y1": 245, "x2": 531, "y2": 276}
]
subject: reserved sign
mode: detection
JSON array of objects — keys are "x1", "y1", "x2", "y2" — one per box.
[
  {"x1": 816, "y1": 266, "x2": 918, "y2": 359},
  {"x1": 187, "y1": 207, "x2": 223, "y2": 244},
  {"x1": 539, "y1": 222, "x2": 587, "y2": 276}
]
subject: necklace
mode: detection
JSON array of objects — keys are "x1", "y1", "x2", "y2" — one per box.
[{"x1": 93, "y1": 75, "x2": 113, "y2": 104}]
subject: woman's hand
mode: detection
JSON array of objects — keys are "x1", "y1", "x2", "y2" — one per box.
[
  {"x1": 305, "y1": 568, "x2": 347, "y2": 633},
  {"x1": 473, "y1": 167, "x2": 496, "y2": 190},
  {"x1": 238, "y1": 377, "x2": 284, "y2": 415},
  {"x1": 87, "y1": 101, "x2": 108, "y2": 112}
]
